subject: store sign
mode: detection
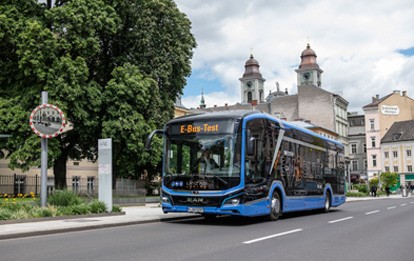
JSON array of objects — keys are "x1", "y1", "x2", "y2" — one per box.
[
  {"x1": 381, "y1": 105, "x2": 399, "y2": 115},
  {"x1": 29, "y1": 104, "x2": 66, "y2": 138}
]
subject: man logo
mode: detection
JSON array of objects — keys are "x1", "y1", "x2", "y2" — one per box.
[{"x1": 187, "y1": 197, "x2": 204, "y2": 203}]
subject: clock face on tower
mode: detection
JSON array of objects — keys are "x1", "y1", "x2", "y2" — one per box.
[
  {"x1": 246, "y1": 81, "x2": 252, "y2": 88},
  {"x1": 302, "y1": 72, "x2": 312, "y2": 83}
]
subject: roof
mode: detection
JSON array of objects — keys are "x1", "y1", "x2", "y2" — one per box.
[
  {"x1": 381, "y1": 120, "x2": 414, "y2": 143},
  {"x1": 363, "y1": 93, "x2": 393, "y2": 109}
]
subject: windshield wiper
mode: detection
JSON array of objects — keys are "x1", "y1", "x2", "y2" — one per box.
[{"x1": 204, "y1": 173, "x2": 228, "y2": 185}]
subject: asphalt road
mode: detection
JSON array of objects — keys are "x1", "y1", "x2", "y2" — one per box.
[{"x1": 1, "y1": 198, "x2": 413, "y2": 261}]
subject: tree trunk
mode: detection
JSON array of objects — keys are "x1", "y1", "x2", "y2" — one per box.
[{"x1": 53, "y1": 153, "x2": 68, "y2": 190}]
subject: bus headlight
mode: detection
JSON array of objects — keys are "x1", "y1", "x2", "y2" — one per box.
[
  {"x1": 224, "y1": 197, "x2": 240, "y2": 206},
  {"x1": 162, "y1": 196, "x2": 169, "y2": 203}
]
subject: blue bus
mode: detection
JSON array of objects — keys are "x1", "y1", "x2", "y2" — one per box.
[{"x1": 147, "y1": 110, "x2": 346, "y2": 220}]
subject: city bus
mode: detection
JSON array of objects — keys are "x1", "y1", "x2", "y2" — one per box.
[{"x1": 146, "y1": 110, "x2": 346, "y2": 220}]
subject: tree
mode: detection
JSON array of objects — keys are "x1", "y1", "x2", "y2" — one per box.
[
  {"x1": 0, "y1": 0, "x2": 196, "y2": 188},
  {"x1": 380, "y1": 172, "x2": 398, "y2": 190}
]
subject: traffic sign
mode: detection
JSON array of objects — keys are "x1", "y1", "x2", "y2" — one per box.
[{"x1": 29, "y1": 104, "x2": 66, "y2": 138}]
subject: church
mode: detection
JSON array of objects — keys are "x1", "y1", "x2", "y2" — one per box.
[{"x1": 196, "y1": 44, "x2": 349, "y2": 154}]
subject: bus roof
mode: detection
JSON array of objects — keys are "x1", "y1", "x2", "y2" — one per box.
[{"x1": 168, "y1": 110, "x2": 343, "y2": 148}]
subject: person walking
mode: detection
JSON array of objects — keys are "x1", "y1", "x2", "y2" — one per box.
[{"x1": 385, "y1": 185, "x2": 391, "y2": 197}]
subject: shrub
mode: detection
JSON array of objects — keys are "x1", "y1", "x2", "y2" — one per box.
[
  {"x1": 0, "y1": 208, "x2": 13, "y2": 220},
  {"x1": 346, "y1": 191, "x2": 368, "y2": 197},
  {"x1": 353, "y1": 184, "x2": 368, "y2": 194},
  {"x1": 69, "y1": 203, "x2": 91, "y2": 215},
  {"x1": 112, "y1": 205, "x2": 122, "y2": 213},
  {"x1": 30, "y1": 206, "x2": 57, "y2": 218},
  {"x1": 11, "y1": 209, "x2": 30, "y2": 220},
  {"x1": 89, "y1": 200, "x2": 107, "y2": 213},
  {"x1": 47, "y1": 190, "x2": 84, "y2": 207}
]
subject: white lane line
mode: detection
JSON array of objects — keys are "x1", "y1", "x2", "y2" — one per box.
[
  {"x1": 328, "y1": 216, "x2": 354, "y2": 224},
  {"x1": 365, "y1": 210, "x2": 380, "y2": 215},
  {"x1": 410, "y1": 202, "x2": 414, "y2": 204},
  {"x1": 387, "y1": 206, "x2": 397, "y2": 210},
  {"x1": 401, "y1": 203, "x2": 407, "y2": 206},
  {"x1": 243, "y1": 229, "x2": 303, "y2": 244}
]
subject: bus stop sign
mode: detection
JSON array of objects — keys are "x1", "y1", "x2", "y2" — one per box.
[{"x1": 29, "y1": 104, "x2": 66, "y2": 138}]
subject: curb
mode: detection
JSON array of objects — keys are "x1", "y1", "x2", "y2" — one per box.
[{"x1": 0, "y1": 214, "x2": 200, "y2": 240}]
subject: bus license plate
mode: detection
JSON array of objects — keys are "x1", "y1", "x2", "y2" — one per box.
[{"x1": 188, "y1": 207, "x2": 204, "y2": 213}]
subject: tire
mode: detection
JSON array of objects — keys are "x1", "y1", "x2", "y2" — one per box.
[
  {"x1": 323, "y1": 192, "x2": 331, "y2": 213},
  {"x1": 268, "y1": 191, "x2": 282, "y2": 221}
]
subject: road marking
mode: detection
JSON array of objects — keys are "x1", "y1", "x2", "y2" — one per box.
[
  {"x1": 401, "y1": 203, "x2": 407, "y2": 206},
  {"x1": 328, "y1": 216, "x2": 354, "y2": 224},
  {"x1": 387, "y1": 206, "x2": 397, "y2": 210},
  {"x1": 410, "y1": 202, "x2": 414, "y2": 204},
  {"x1": 243, "y1": 229, "x2": 303, "y2": 244},
  {"x1": 365, "y1": 210, "x2": 380, "y2": 215}
]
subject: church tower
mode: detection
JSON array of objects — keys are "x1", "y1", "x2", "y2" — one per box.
[
  {"x1": 295, "y1": 43, "x2": 323, "y2": 87},
  {"x1": 239, "y1": 54, "x2": 266, "y2": 103}
]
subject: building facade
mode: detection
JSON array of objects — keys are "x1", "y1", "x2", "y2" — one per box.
[
  {"x1": 381, "y1": 120, "x2": 414, "y2": 186},
  {"x1": 363, "y1": 90, "x2": 414, "y2": 179},
  {"x1": 348, "y1": 112, "x2": 367, "y2": 181}
]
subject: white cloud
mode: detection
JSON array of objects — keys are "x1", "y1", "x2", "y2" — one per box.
[{"x1": 175, "y1": 0, "x2": 414, "y2": 113}]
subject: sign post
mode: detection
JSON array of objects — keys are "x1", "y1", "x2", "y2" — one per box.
[
  {"x1": 98, "y1": 138, "x2": 113, "y2": 212},
  {"x1": 29, "y1": 91, "x2": 66, "y2": 207}
]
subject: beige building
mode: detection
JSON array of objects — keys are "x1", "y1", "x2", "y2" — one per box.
[
  {"x1": 363, "y1": 90, "x2": 414, "y2": 178},
  {"x1": 381, "y1": 120, "x2": 414, "y2": 186}
]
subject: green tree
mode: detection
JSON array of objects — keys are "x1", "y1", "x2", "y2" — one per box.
[
  {"x1": 0, "y1": 0, "x2": 196, "y2": 188},
  {"x1": 380, "y1": 172, "x2": 398, "y2": 189}
]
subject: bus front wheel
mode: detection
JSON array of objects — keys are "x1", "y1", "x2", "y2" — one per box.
[
  {"x1": 268, "y1": 191, "x2": 282, "y2": 221},
  {"x1": 323, "y1": 192, "x2": 331, "y2": 213}
]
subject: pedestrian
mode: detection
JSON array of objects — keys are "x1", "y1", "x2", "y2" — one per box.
[
  {"x1": 371, "y1": 184, "x2": 377, "y2": 197},
  {"x1": 385, "y1": 185, "x2": 391, "y2": 197},
  {"x1": 410, "y1": 184, "x2": 414, "y2": 197}
]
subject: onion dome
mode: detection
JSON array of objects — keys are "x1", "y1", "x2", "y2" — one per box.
[
  {"x1": 242, "y1": 54, "x2": 263, "y2": 78},
  {"x1": 299, "y1": 43, "x2": 320, "y2": 69}
]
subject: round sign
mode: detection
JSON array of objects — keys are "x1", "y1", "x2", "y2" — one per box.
[{"x1": 29, "y1": 104, "x2": 66, "y2": 138}]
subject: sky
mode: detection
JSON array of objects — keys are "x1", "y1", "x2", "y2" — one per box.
[{"x1": 174, "y1": 0, "x2": 414, "y2": 113}]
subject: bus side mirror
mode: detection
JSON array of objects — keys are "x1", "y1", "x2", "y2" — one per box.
[{"x1": 145, "y1": 129, "x2": 165, "y2": 151}]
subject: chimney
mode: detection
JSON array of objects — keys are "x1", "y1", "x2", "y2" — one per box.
[
  {"x1": 225, "y1": 103, "x2": 228, "y2": 107},
  {"x1": 285, "y1": 88, "x2": 288, "y2": 95},
  {"x1": 393, "y1": 90, "x2": 400, "y2": 94},
  {"x1": 402, "y1": 91, "x2": 407, "y2": 97},
  {"x1": 214, "y1": 105, "x2": 217, "y2": 108},
  {"x1": 375, "y1": 94, "x2": 379, "y2": 99}
]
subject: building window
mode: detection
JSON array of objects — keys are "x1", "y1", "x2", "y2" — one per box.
[
  {"x1": 352, "y1": 160, "x2": 358, "y2": 171},
  {"x1": 384, "y1": 151, "x2": 389, "y2": 158},
  {"x1": 408, "y1": 165, "x2": 413, "y2": 172},
  {"x1": 372, "y1": 155, "x2": 377, "y2": 167},
  {"x1": 385, "y1": 166, "x2": 390, "y2": 172},
  {"x1": 364, "y1": 160, "x2": 367, "y2": 170},
  {"x1": 393, "y1": 166, "x2": 398, "y2": 172},
  {"x1": 72, "y1": 176, "x2": 80, "y2": 193},
  {"x1": 370, "y1": 119, "x2": 375, "y2": 130},
  {"x1": 351, "y1": 144, "x2": 357, "y2": 154},
  {"x1": 393, "y1": 151, "x2": 398, "y2": 158},
  {"x1": 363, "y1": 143, "x2": 366, "y2": 153},
  {"x1": 87, "y1": 177, "x2": 95, "y2": 194},
  {"x1": 371, "y1": 137, "x2": 376, "y2": 148},
  {"x1": 407, "y1": 150, "x2": 412, "y2": 157}
]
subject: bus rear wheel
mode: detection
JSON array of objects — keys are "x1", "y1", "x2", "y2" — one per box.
[
  {"x1": 323, "y1": 192, "x2": 331, "y2": 213},
  {"x1": 268, "y1": 192, "x2": 282, "y2": 221}
]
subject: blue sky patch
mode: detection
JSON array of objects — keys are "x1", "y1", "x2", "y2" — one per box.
[
  {"x1": 397, "y1": 46, "x2": 414, "y2": 56},
  {"x1": 182, "y1": 70, "x2": 224, "y2": 97}
]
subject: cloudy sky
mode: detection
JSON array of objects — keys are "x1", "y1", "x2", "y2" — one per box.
[{"x1": 174, "y1": 0, "x2": 414, "y2": 113}]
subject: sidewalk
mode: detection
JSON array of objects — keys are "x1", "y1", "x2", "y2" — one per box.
[
  {"x1": 0, "y1": 194, "x2": 410, "y2": 240},
  {"x1": 0, "y1": 204, "x2": 198, "y2": 240}
]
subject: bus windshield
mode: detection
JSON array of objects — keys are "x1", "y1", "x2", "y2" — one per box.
[{"x1": 164, "y1": 120, "x2": 241, "y2": 191}]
